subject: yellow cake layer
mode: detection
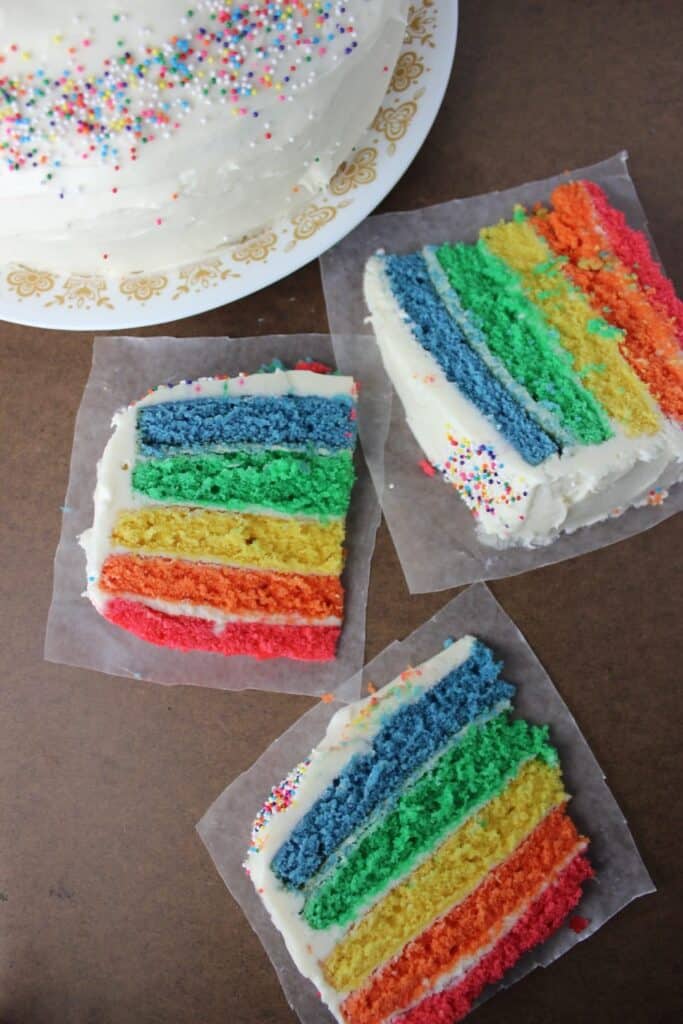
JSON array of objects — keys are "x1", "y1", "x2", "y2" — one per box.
[
  {"x1": 110, "y1": 507, "x2": 345, "y2": 575},
  {"x1": 481, "y1": 219, "x2": 660, "y2": 436},
  {"x1": 322, "y1": 759, "x2": 566, "y2": 993}
]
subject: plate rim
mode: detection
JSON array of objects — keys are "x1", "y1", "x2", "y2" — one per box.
[{"x1": 0, "y1": 0, "x2": 459, "y2": 332}]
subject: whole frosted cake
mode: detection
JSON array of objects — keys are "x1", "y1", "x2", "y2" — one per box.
[
  {"x1": 80, "y1": 363, "x2": 358, "y2": 661},
  {"x1": 246, "y1": 636, "x2": 593, "y2": 1023},
  {"x1": 364, "y1": 181, "x2": 683, "y2": 547},
  {"x1": 0, "y1": 1, "x2": 409, "y2": 274}
]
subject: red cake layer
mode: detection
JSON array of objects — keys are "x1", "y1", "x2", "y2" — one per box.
[
  {"x1": 532, "y1": 181, "x2": 683, "y2": 420},
  {"x1": 103, "y1": 596, "x2": 340, "y2": 661},
  {"x1": 584, "y1": 180, "x2": 683, "y2": 346},
  {"x1": 398, "y1": 851, "x2": 593, "y2": 1024},
  {"x1": 342, "y1": 806, "x2": 584, "y2": 1024}
]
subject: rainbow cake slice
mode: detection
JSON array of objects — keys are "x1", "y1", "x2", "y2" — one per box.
[
  {"x1": 245, "y1": 637, "x2": 593, "y2": 1023},
  {"x1": 364, "y1": 181, "x2": 683, "y2": 547},
  {"x1": 80, "y1": 363, "x2": 358, "y2": 662}
]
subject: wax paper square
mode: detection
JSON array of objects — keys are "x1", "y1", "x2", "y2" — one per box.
[
  {"x1": 45, "y1": 334, "x2": 388, "y2": 697},
  {"x1": 197, "y1": 583, "x2": 654, "y2": 1023}
]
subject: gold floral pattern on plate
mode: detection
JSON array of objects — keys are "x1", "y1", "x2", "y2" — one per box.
[
  {"x1": 283, "y1": 200, "x2": 352, "y2": 252},
  {"x1": 0, "y1": 0, "x2": 451, "y2": 321},
  {"x1": 45, "y1": 274, "x2": 114, "y2": 311},
  {"x1": 390, "y1": 51, "x2": 425, "y2": 92},
  {"x1": 330, "y1": 148, "x2": 378, "y2": 195},
  {"x1": 372, "y1": 90, "x2": 425, "y2": 154},
  {"x1": 292, "y1": 202, "x2": 338, "y2": 240},
  {"x1": 172, "y1": 258, "x2": 240, "y2": 301},
  {"x1": 119, "y1": 272, "x2": 169, "y2": 303},
  {"x1": 405, "y1": 0, "x2": 437, "y2": 48},
  {"x1": 6, "y1": 265, "x2": 56, "y2": 300},
  {"x1": 231, "y1": 229, "x2": 278, "y2": 264}
]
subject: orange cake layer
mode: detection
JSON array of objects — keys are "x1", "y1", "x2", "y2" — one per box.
[
  {"x1": 99, "y1": 553, "x2": 344, "y2": 621},
  {"x1": 531, "y1": 181, "x2": 683, "y2": 420},
  {"x1": 398, "y1": 851, "x2": 594, "y2": 1024},
  {"x1": 341, "y1": 805, "x2": 583, "y2": 1024},
  {"x1": 584, "y1": 180, "x2": 683, "y2": 345}
]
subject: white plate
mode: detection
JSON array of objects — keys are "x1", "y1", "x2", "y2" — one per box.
[{"x1": 0, "y1": 0, "x2": 457, "y2": 331}]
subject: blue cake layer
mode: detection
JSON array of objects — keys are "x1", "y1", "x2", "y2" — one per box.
[
  {"x1": 381, "y1": 253, "x2": 558, "y2": 466},
  {"x1": 136, "y1": 395, "x2": 357, "y2": 456},
  {"x1": 270, "y1": 641, "x2": 515, "y2": 889},
  {"x1": 422, "y1": 246, "x2": 573, "y2": 448}
]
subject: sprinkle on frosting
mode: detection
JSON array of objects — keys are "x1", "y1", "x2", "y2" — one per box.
[
  {"x1": 440, "y1": 435, "x2": 528, "y2": 521},
  {"x1": 0, "y1": 2, "x2": 360, "y2": 177},
  {"x1": 249, "y1": 758, "x2": 312, "y2": 854}
]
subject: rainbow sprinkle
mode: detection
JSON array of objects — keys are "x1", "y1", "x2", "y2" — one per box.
[
  {"x1": 249, "y1": 757, "x2": 312, "y2": 854},
  {"x1": 441, "y1": 435, "x2": 529, "y2": 521},
  {"x1": 0, "y1": 2, "x2": 359, "y2": 178},
  {"x1": 341, "y1": 666, "x2": 426, "y2": 739},
  {"x1": 647, "y1": 487, "x2": 668, "y2": 506}
]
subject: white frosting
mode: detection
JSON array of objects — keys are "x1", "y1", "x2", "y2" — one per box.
[
  {"x1": 79, "y1": 368, "x2": 356, "y2": 614},
  {"x1": 245, "y1": 636, "x2": 499, "y2": 1017},
  {"x1": 0, "y1": 1, "x2": 409, "y2": 274},
  {"x1": 364, "y1": 255, "x2": 683, "y2": 548},
  {"x1": 94, "y1": 590, "x2": 342, "y2": 628}
]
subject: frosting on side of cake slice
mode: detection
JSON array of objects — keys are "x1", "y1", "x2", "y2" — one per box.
[
  {"x1": 80, "y1": 367, "x2": 358, "y2": 660},
  {"x1": 245, "y1": 637, "x2": 593, "y2": 1023}
]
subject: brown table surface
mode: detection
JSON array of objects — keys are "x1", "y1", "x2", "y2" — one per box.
[{"x1": 2, "y1": 2, "x2": 682, "y2": 1022}]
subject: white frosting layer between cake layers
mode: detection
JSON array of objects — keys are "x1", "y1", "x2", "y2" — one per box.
[
  {"x1": 79, "y1": 368, "x2": 356, "y2": 613},
  {"x1": 363, "y1": 255, "x2": 683, "y2": 548},
  {"x1": 245, "y1": 636, "x2": 486, "y2": 1018},
  {"x1": 107, "y1": 591, "x2": 342, "y2": 629},
  {"x1": 0, "y1": 1, "x2": 409, "y2": 274}
]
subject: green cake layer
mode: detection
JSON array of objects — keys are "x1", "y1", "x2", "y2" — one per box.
[
  {"x1": 435, "y1": 240, "x2": 613, "y2": 445},
  {"x1": 303, "y1": 713, "x2": 557, "y2": 930},
  {"x1": 131, "y1": 449, "x2": 356, "y2": 518}
]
